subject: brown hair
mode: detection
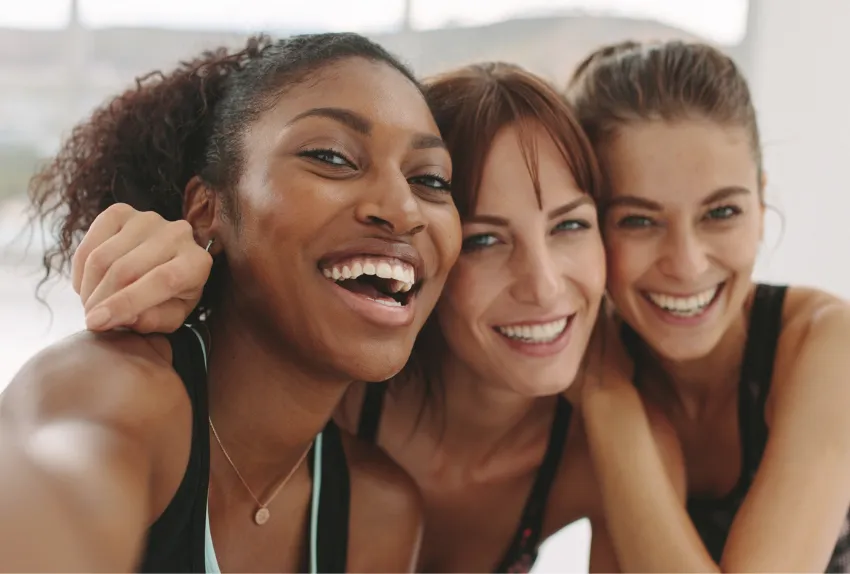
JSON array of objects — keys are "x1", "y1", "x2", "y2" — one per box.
[
  {"x1": 399, "y1": 62, "x2": 602, "y2": 416},
  {"x1": 566, "y1": 40, "x2": 763, "y2": 196},
  {"x1": 427, "y1": 62, "x2": 601, "y2": 217}
]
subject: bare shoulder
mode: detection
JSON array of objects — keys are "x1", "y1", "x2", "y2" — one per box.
[
  {"x1": 774, "y1": 286, "x2": 850, "y2": 384},
  {"x1": 2, "y1": 329, "x2": 189, "y2": 433},
  {"x1": 768, "y1": 285, "x2": 850, "y2": 425},
  {"x1": 342, "y1": 429, "x2": 423, "y2": 573},
  {"x1": 780, "y1": 285, "x2": 847, "y2": 334}
]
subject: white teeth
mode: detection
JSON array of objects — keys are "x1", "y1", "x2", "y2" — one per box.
[
  {"x1": 376, "y1": 262, "x2": 392, "y2": 279},
  {"x1": 646, "y1": 286, "x2": 719, "y2": 317},
  {"x1": 496, "y1": 318, "x2": 569, "y2": 344},
  {"x1": 321, "y1": 257, "x2": 416, "y2": 294}
]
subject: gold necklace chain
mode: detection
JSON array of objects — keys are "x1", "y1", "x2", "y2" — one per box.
[{"x1": 208, "y1": 418, "x2": 313, "y2": 525}]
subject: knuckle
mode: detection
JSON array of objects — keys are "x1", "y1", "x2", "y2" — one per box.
[
  {"x1": 104, "y1": 202, "x2": 134, "y2": 221},
  {"x1": 107, "y1": 260, "x2": 139, "y2": 289},
  {"x1": 155, "y1": 263, "x2": 185, "y2": 293},
  {"x1": 84, "y1": 246, "x2": 111, "y2": 277}
]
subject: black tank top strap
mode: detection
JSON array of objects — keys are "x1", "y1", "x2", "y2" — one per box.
[
  {"x1": 310, "y1": 418, "x2": 350, "y2": 573},
  {"x1": 738, "y1": 283, "x2": 787, "y2": 465},
  {"x1": 357, "y1": 382, "x2": 388, "y2": 443},
  {"x1": 140, "y1": 324, "x2": 210, "y2": 572},
  {"x1": 494, "y1": 395, "x2": 572, "y2": 573},
  {"x1": 687, "y1": 284, "x2": 788, "y2": 560}
]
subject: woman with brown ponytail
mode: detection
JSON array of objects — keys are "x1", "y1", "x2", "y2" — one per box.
[{"x1": 569, "y1": 40, "x2": 850, "y2": 572}]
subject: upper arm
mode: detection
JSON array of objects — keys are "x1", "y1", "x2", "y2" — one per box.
[
  {"x1": 344, "y1": 434, "x2": 423, "y2": 573},
  {"x1": 645, "y1": 399, "x2": 687, "y2": 501},
  {"x1": 0, "y1": 332, "x2": 192, "y2": 570},
  {"x1": 589, "y1": 517, "x2": 622, "y2": 573},
  {"x1": 722, "y1": 298, "x2": 850, "y2": 572}
]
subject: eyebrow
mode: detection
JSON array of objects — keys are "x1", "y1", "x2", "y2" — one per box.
[
  {"x1": 607, "y1": 186, "x2": 752, "y2": 211},
  {"x1": 287, "y1": 107, "x2": 447, "y2": 151},
  {"x1": 288, "y1": 107, "x2": 372, "y2": 134},
  {"x1": 465, "y1": 196, "x2": 594, "y2": 227}
]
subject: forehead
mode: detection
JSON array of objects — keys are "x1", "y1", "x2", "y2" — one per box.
[
  {"x1": 256, "y1": 57, "x2": 439, "y2": 138},
  {"x1": 603, "y1": 119, "x2": 759, "y2": 203},
  {"x1": 473, "y1": 123, "x2": 585, "y2": 217}
]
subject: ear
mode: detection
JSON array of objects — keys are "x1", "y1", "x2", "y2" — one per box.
[{"x1": 184, "y1": 176, "x2": 223, "y2": 255}]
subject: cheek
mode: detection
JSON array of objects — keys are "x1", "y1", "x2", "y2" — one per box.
[
  {"x1": 719, "y1": 221, "x2": 761, "y2": 271},
  {"x1": 557, "y1": 235, "x2": 607, "y2": 300},
  {"x1": 423, "y1": 202, "x2": 462, "y2": 272},
  {"x1": 604, "y1": 235, "x2": 650, "y2": 294},
  {"x1": 437, "y1": 260, "x2": 500, "y2": 335}
]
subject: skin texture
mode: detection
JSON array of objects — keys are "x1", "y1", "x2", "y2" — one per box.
[
  {"x1": 66, "y1": 120, "x2": 684, "y2": 572},
  {"x1": 582, "y1": 118, "x2": 850, "y2": 572},
  {"x1": 1, "y1": 57, "x2": 462, "y2": 572}
]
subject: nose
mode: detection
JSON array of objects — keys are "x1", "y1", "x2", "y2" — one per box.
[
  {"x1": 355, "y1": 170, "x2": 426, "y2": 237},
  {"x1": 509, "y1": 241, "x2": 564, "y2": 308},
  {"x1": 658, "y1": 226, "x2": 710, "y2": 282}
]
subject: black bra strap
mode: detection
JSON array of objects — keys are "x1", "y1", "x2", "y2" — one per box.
[{"x1": 494, "y1": 396, "x2": 572, "y2": 572}]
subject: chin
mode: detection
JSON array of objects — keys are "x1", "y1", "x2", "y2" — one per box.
[
  {"x1": 343, "y1": 340, "x2": 414, "y2": 383},
  {"x1": 643, "y1": 329, "x2": 724, "y2": 362},
  {"x1": 504, "y1": 363, "x2": 581, "y2": 398}
]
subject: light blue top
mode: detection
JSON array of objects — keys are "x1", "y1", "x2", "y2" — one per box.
[{"x1": 188, "y1": 326, "x2": 324, "y2": 574}]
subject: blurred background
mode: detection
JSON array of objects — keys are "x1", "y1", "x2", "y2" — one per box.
[{"x1": 0, "y1": 1, "x2": 848, "y2": 568}]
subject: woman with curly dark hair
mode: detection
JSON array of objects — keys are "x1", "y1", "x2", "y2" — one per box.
[{"x1": 0, "y1": 32, "x2": 461, "y2": 572}]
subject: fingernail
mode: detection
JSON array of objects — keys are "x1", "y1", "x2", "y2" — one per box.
[{"x1": 86, "y1": 307, "x2": 112, "y2": 330}]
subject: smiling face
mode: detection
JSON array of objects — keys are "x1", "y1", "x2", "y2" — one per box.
[
  {"x1": 212, "y1": 57, "x2": 461, "y2": 382},
  {"x1": 601, "y1": 118, "x2": 764, "y2": 361},
  {"x1": 435, "y1": 122, "x2": 605, "y2": 396}
]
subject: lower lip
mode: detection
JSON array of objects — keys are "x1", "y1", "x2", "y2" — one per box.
[
  {"x1": 642, "y1": 283, "x2": 724, "y2": 327},
  {"x1": 325, "y1": 278, "x2": 416, "y2": 328},
  {"x1": 493, "y1": 317, "x2": 574, "y2": 358}
]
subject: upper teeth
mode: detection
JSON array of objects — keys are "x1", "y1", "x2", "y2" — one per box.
[
  {"x1": 321, "y1": 257, "x2": 415, "y2": 293},
  {"x1": 647, "y1": 287, "x2": 718, "y2": 316},
  {"x1": 497, "y1": 318, "x2": 568, "y2": 343}
]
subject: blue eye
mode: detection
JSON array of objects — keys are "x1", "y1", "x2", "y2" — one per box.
[
  {"x1": 706, "y1": 205, "x2": 741, "y2": 220},
  {"x1": 299, "y1": 148, "x2": 354, "y2": 167},
  {"x1": 554, "y1": 219, "x2": 591, "y2": 233},
  {"x1": 617, "y1": 215, "x2": 654, "y2": 228},
  {"x1": 462, "y1": 234, "x2": 498, "y2": 252},
  {"x1": 410, "y1": 174, "x2": 452, "y2": 193}
]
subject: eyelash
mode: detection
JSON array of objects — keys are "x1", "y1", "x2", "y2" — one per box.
[
  {"x1": 461, "y1": 219, "x2": 591, "y2": 252},
  {"x1": 616, "y1": 205, "x2": 743, "y2": 229},
  {"x1": 299, "y1": 148, "x2": 354, "y2": 168},
  {"x1": 299, "y1": 148, "x2": 451, "y2": 193}
]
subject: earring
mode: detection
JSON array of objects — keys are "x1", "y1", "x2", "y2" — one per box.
[{"x1": 205, "y1": 238, "x2": 215, "y2": 253}]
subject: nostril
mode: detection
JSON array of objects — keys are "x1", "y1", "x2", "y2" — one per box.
[{"x1": 366, "y1": 215, "x2": 393, "y2": 230}]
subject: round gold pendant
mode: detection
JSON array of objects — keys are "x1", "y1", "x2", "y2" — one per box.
[{"x1": 254, "y1": 507, "x2": 270, "y2": 525}]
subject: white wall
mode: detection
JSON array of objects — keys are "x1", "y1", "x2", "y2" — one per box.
[{"x1": 750, "y1": 0, "x2": 850, "y2": 297}]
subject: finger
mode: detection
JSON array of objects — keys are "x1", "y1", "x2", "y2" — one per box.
[
  {"x1": 79, "y1": 213, "x2": 184, "y2": 307},
  {"x1": 84, "y1": 220, "x2": 203, "y2": 313},
  {"x1": 129, "y1": 300, "x2": 197, "y2": 334},
  {"x1": 72, "y1": 204, "x2": 135, "y2": 295},
  {"x1": 85, "y1": 257, "x2": 209, "y2": 331}
]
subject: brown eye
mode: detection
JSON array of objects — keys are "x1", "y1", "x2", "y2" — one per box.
[{"x1": 617, "y1": 215, "x2": 654, "y2": 228}]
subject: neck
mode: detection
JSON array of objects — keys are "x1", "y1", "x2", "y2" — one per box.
[
  {"x1": 423, "y1": 352, "x2": 555, "y2": 466},
  {"x1": 204, "y1": 300, "x2": 350, "y2": 465},
  {"x1": 643, "y1": 301, "x2": 751, "y2": 420}
]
